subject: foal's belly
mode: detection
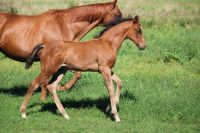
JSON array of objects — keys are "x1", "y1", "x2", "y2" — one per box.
[{"x1": 65, "y1": 62, "x2": 99, "y2": 72}]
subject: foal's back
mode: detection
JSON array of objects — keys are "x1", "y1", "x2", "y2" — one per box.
[{"x1": 41, "y1": 39, "x2": 116, "y2": 71}]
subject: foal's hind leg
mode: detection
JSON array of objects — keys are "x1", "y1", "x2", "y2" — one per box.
[
  {"x1": 40, "y1": 67, "x2": 67, "y2": 101},
  {"x1": 40, "y1": 85, "x2": 47, "y2": 101},
  {"x1": 58, "y1": 71, "x2": 81, "y2": 91},
  {"x1": 112, "y1": 74, "x2": 122, "y2": 105},
  {"x1": 20, "y1": 73, "x2": 49, "y2": 118}
]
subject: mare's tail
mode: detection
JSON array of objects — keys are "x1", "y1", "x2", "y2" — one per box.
[{"x1": 25, "y1": 44, "x2": 44, "y2": 69}]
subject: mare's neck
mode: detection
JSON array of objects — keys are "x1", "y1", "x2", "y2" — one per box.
[
  {"x1": 101, "y1": 21, "x2": 132, "y2": 52},
  {"x1": 48, "y1": 3, "x2": 112, "y2": 22}
]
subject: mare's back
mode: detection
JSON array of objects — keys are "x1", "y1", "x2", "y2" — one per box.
[
  {"x1": 0, "y1": 12, "x2": 47, "y2": 41},
  {"x1": 0, "y1": 12, "x2": 45, "y2": 30}
]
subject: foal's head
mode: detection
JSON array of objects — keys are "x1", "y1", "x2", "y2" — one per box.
[
  {"x1": 102, "y1": 0, "x2": 123, "y2": 26},
  {"x1": 127, "y1": 16, "x2": 146, "y2": 50}
]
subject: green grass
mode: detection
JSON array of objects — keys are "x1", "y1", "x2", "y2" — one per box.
[{"x1": 0, "y1": 0, "x2": 200, "y2": 133}]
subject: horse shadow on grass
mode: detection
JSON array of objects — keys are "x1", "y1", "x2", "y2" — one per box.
[
  {"x1": 0, "y1": 85, "x2": 41, "y2": 97},
  {"x1": 40, "y1": 97, "x2": 111, "y2": 116},
  {"x1": 37, "y1": 90, "x2": 137, "y2": 119},
  {"x1": 0, "y1": 85, "x2": 137, "y2": 120}
]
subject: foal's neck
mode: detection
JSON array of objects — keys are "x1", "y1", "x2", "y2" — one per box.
[{"x1": 101, "y1": 21, "x2": 132, "y2": 52}]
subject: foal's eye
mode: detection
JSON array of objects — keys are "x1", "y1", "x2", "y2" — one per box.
[{"x1": 138, "y1": 29, "x2": 142, "y2": 34}]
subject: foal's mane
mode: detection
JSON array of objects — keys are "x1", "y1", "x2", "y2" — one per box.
[{"x1": 95, "y1": 16, "x2": 134, "y2": 38}]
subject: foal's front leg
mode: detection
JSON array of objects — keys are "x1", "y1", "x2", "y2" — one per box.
[
  {"x1": 20, "y1": 73, "x2": 49, "y2": 118},
  {"x1": 100, "y1": 67, "x2": 121, "y2": 122},
  {"x1": 112, "y1": 74, "x2": 122, "y2": 105}
]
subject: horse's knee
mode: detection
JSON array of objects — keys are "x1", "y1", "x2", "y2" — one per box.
[
  {"x1": 112, "y1": 75, "x2": 122, "y2": 88},
  {"x1": 47, "y1": 84, "x2": 57, "y2": 93},
  {"x1": 20, "y1": 104, "x2": 26, "y2": 113},
  {"x1": 47, "y1": 84, "x2": 52, "y2": 90}
]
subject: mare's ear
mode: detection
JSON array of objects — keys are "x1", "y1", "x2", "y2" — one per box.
[
  {"x1": 133, "y1": 15, "x2": 139, "y2": 23},
  {"x1": 111, "y1": 0, "x2": 117, "y2": 9}
]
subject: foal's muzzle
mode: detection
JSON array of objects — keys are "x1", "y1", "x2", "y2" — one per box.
[{"x1": 138, "y1": 44, "x2": 146, "y2": 50}]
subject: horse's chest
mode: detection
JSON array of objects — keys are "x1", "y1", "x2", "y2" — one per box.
[{"x1": 98, "y1": 51, "x2": 116, "y2": 68}]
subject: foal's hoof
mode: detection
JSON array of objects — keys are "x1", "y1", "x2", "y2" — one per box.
[
  {"x1": 63, "y1": 113, "x2": 70, "y2": 120},
  {"x1": 21, "y1": 112, "x2": 27, "y2": 119},
  {"x1": 114, "y1": 114, "x2": 121, "y2": 122},
  {"x1": 115, "y1": 119, "x2": 121, "y2": 122}
]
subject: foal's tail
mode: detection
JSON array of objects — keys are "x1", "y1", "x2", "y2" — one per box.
[{"x1": 25, "y1": 44, "x2": 44, "y2": 69}]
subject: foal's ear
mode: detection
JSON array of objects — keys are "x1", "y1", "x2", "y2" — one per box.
[
  {"x1": 111, "y1": 0, "x2": 117, "y2": 9},
  {"x1": 133, "y1": 15, "x2": 139, "y2": 23},
  {"x1": 113, "y1": 0, "x2": 117, "y2": 4}
]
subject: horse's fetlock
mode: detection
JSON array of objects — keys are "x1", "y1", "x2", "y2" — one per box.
[
  {"x1": 20, "y1": 105, "x2": 26, "y2": 113},
  {"x1": 118, "y1": 83, "x2": 123, "y2": 88}
]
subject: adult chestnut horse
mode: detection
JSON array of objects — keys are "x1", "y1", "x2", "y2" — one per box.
[
  {"x1": 23, "y1": 16, "x2": 146, "y2": 122},
  {"x1": 0, "y1": 0, "x2": 122, "y2": 100}
]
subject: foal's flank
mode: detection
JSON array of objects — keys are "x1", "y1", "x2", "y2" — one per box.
[{"x1": 21, "y1": 16, "x2": 146, "y2": 122}]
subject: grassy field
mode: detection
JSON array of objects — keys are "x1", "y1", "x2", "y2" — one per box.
[{"x1": 0, "y1": 0, "x2": 200, "y2": 133}]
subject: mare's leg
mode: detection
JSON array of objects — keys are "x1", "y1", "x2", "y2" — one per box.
[
  {"x1": 40, "y1": 67, "x2": 67, "y2": 101},
  {"x1": 58, "y1": 71, "x2": 81, "y2": 91},
  {"x1": 112, "y1": 74, "x2": 122, "y2": 105},
  {"x1": 100, "y1": 67, "x2": 120, "y2": 122},
  {"x1": 20, "y1": 73, "x2": 50, "y2": 118},
  {"x1": 47, "y1": 73, "x2": 69, "y2": 119}
]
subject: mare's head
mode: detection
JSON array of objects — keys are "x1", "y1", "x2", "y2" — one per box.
[
  {"x1": 126, "y1": 16, "x2": 146, "y2": 50},
  {"x1": 102, "y1": 0, "x2": 123, "y2": 26}
]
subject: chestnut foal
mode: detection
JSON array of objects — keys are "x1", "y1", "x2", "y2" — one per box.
[{"x1": 21, "y1": 16, "x2": 146, "y2": 122}]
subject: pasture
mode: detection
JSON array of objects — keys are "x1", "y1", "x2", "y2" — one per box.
[{"x1": 0, "y1": 0, "x2": 200, "y2": 132}]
